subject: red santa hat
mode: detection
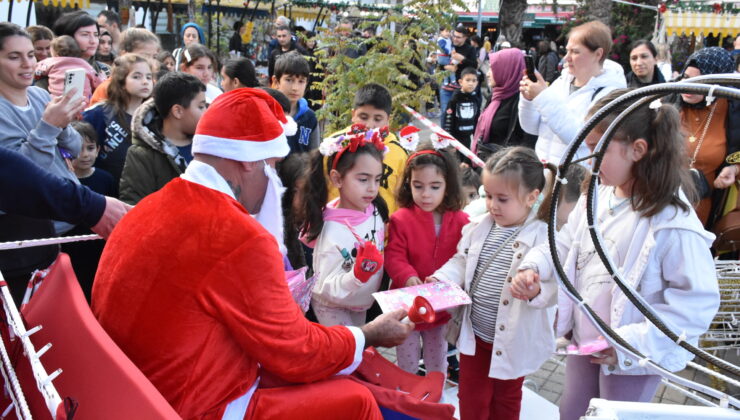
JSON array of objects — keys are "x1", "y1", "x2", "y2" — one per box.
[{"x1": 192, "y1": 88, "x2": 291, "y2": 162}]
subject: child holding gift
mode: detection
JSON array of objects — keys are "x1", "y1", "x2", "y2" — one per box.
[
  {"x1": 385, "y1": 139, "x2": 469, "y2": 375},
  {"x1": 429, "y1": 146, "x2": 557, "y2": 420},
  {"x1": 301, "y1": 128, "x2": 389, "y2": 326}
]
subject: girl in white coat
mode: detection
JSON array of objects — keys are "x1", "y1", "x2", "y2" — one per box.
[
  {"x1": 429, "y1": 147, "x2": 557, "y2": 420},
  {"x1": 514, "y1": 92, "x2": 720, "y2": 420},
  {"x1": 301, "y1": 133, "x2": 389, "y2": 327}
]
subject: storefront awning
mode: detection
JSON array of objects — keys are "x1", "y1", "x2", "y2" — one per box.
[
  {"x1": 664, "y1": 11, "x2": 740, "y2": 37},
  {"x1": 0, "y1": 0, "x2": 88, "y2": 9},
  {"x1": 457, "y1": 11, "x2": 572, "y2": 28}
]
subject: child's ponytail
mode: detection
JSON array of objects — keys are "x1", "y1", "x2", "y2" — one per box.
[
  {"x1": 589, "y1": 90, "x2": 693, "y2": 217},
  {"x1": 485, "y1": 146, "x2": 551, "y2": 220},
  {"x1": 300, "y1": 150, "x2": 329, "y2": 242},
  {"x1": 536, "y1": 162, "x2": 560, "y2": 222},
  {"x1": 649, "y1": 103, "x2": 698, "y2": 207}
]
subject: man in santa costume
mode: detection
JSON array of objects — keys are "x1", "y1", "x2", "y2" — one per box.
[{"x1": 92, "y1": 88, "x2": 413, "y2": 420}]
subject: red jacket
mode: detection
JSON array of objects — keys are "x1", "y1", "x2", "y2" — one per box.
[{"x1": 385, "y1": 206, "x2": 469, "y2": 329}]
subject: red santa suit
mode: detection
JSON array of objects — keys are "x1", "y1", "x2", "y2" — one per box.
[{"x1": 92, "y1": 89, "x2": 378, "y2": 420}]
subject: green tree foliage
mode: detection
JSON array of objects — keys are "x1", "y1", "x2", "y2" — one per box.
[
  {"x1": 313, "y1": 0, "x2": 467, "y2": 132},
  {"x1": 561, "y1": 0, "x2": 658, "y2": 69},
  {"x1": 609, "y1": 1, "x2": 659, "y2": 66}
]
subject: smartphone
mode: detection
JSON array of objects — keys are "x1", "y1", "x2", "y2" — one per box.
[
  {"x1": 524, "y1": 54, "x2": 537, "y2": 82},
  {"x1": 63, "y1": 68, "x2": 86, "y2": 101}
]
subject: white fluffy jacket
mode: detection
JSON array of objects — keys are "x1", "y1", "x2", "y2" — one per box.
[
  {"x1": 311, "y1": 213, "x2": 385, "y2": 310},
  {"x1": 518, "y1": 59, "x2": 626, "y2": 164},
  {"x1": 522, "y1": 187, "x2": 720, "y2": 375}
]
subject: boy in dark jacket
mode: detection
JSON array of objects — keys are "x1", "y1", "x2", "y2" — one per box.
[
  {"x1": 119, "y1": 72, "x2": 206, "y2": 205},
  {"x1": 272, "y1": 51, "x2": 320, "y2": 154},
  {"x1": 443, "y1": 67, "x2": 480, "y2": 163}
]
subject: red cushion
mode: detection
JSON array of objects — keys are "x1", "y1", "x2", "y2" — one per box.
[{"x1": 18, "y1": 253, "x2": 179, "y2": 420}]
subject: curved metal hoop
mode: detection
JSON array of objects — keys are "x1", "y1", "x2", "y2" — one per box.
[{"x1": 549, "y1": 74, "x2": 740, "y2": 406}]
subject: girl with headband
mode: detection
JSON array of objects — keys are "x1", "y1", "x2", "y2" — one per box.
[
  {"x1": 385, "y1": 141, "x2": 469, "y2": 377},
  {"x1": 301, "y1": 126, "x2": 389, "y2": 326}
]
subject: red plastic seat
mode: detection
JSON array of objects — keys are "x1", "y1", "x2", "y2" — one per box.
[
  {"x1": 351, "y1": 347, "x2": 456, "y2": 420},
  {"x1": 18, "y1": 253, "x2": 180, "y2": 420}
]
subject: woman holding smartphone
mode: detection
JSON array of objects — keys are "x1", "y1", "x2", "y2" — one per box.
[
  {"x1": 0, "y1": 22, "x2": 86, "y2": 303},
  {"x1": 518, "y1": 21, "x2": 626, "y2": 164}
]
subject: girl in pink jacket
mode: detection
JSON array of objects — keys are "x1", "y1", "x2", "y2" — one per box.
[{"x1": 385, "y1": 145, "x2": 469, "y2": 375}]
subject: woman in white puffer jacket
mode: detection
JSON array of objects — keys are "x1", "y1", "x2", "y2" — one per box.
[{"x1": 518, "y1": 20, "x2": 626, "y2": 165}]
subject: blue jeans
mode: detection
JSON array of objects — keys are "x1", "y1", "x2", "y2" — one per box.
[{"x1": 439, "y1": 87, "x2": 454, "y2": 125}]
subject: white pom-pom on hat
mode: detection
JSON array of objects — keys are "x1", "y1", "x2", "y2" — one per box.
[{"x1": 283, "y1": 116, "x2": 298, "y2": 137}]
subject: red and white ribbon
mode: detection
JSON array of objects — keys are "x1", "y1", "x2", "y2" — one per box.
[{"x1": 402, "y1": 105, "x2": 485, "y2": 168}]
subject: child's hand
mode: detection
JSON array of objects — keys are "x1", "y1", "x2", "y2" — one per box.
[
  {"x1": 589, "y1": 347, "x2": 618, "y2": 365},
  {"x1": 511, "y1": 269, "x2": 541, "y2": 300},
  {"x1": 354, "y1": 241, "x2": 383, "y2": 283},
  {"x1": 405, "y1": 276, "x2": 422, "y2": 287},
  {"x1": 424, "y1": 276, "x2": 438, "y2": 283}
]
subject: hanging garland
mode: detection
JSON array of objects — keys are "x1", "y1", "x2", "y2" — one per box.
[
  {"x1": 661, "y1": 1, "x2": 740, "y2": 14},
  {"x1": 287, "y1": 0, "x2": 402, "y2": 13}
]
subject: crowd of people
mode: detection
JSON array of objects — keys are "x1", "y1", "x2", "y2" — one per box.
[{"x1": 0, "y1": 8, "x2": 738, "y2": 420}]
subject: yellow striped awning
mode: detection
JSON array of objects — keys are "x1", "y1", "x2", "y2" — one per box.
[
  {"x1": 0, "y1": 0, "x2": 88, "y2": 7},
  {"x1": 664, "y1": 11, "x2": 740, "y2": 37}
]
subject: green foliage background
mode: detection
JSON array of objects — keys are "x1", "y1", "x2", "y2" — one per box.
[{"x1": 313, "y1": 0, "x2": 467, "y2": 132}]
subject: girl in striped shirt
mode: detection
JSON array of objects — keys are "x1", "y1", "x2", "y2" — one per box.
[{"x1": 429, "y1": 147, "x2": 557, "y2": 420}]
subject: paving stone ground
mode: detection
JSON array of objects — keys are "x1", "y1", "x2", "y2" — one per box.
[{"x1": 376, "y1": 345, "x2": 740, "y2": 415}]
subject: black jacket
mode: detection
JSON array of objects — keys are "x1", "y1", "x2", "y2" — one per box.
[
  {"x1": 443, "y1": 90, "x2": 479, "y2": 148},
  {"x1": 452, "y1": 42, "x2": 478, "y2": 81},
  {"x1": 487, "y1": 94, "x2": 536, "y2": 148},
  {"x1": 268, "y1": 41, "x2": 308, "y2": 79},
  {"x1": 625, "y1": 66, "x2": 666, "y2": 88},
  {"x1": 0, "y1": 146, "x2": 105, "y2": 280}
]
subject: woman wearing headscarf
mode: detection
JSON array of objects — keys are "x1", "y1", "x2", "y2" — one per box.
[
  {"x1": 678, "y1": 47, "x2": 739, "y2": 226},
  {"x1": 474, "y1": 48, "x2": 537, "y2": 160},
  {"x1": 173, "y1": 22, "x2": 206, "y2": 69}
]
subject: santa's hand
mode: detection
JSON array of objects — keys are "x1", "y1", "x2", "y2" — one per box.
[
  {"x1": 361, "y1": 309, "x2": 415, "y2": 348},
  {"x1": 511, "y1": 269, "x2": 541, "y2": 300},
  {"x1": 354, "y1": 241, "x2": 383, "y2": 283}
]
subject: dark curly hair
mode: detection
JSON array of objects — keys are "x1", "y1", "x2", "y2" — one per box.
[{"x1": 396, "y1": 145, "x2": 464, "y2": 212}]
